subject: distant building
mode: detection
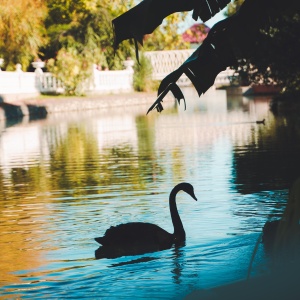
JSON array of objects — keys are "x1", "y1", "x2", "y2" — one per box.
[{"x1": 182, "y1": 23, "x2": 210, "y2": 49}]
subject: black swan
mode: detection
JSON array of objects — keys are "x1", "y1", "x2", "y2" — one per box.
[{"x1": 95, "y1": 182, "x2": 197, "y2": 259}]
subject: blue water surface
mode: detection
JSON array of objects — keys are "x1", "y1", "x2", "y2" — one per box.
[{"x1": 1, "y1": 88, "x2": 299, "y2": 299}]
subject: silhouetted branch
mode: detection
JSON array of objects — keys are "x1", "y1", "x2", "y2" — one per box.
[
  {"x1": 112, "y1": 0, "x2": 230, "y2": 56},
  {"x1": 113, "y1": 0, "x2": 300, "y2": 113},
  {"x1": 147, "y1": 0, "x2": 300, "y2": 113}
]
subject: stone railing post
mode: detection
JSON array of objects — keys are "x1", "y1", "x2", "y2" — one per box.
[
  {"x1": 91, "y1": 64, "x2": 98, "y2": 90},
  {"x1": 123, "y1": 58, "x2": 134, "y2": 72},
  {"x1": 32, "y1": 61, "x2": 45, "y2": 75},
  {"x1": 15, "y1": 63, "x2": 23, "y2": 72},
  {"x1": 0, "y1": 58, "x2": 3, "y2": 71},
  {"x1": 123, "y1": 58, "x2": 134, "y2": 91},
  {"x1": 32, "y1": 60, "x2": 45, "y2": 91}
]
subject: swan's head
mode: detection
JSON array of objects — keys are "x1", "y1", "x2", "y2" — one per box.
[{"x1": 177, "y1": 182, "x2": 197, "y2": 201}]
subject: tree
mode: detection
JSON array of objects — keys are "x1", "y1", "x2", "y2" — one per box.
[
  {"x1": 44, "y1": 0, "x2": 135, "y2": 70},
  {"x1": 47, "y1": 47, "x2": 91, "y2": 95},
  {"x1": 44, "y1": 0, "x2": 190, "y2": 61},
  {"x1": 44, "y1": 0, "x2": 190, "y2": 94},
  {"x1": 182, "y1": 23, "x2": 210, "y2": 44},
  {"x1": 132, "y1": 54, "x2": 154, "y2": 92},
  {"x1": 223, "y1": 1, "x2": 300, "y2": 95},
  {"x1": 44, "y1": 0, "x2": 137, "y2": 94},
  {"x1": 142, "y1": 13, "x2": 189, "y2": 51},
  {"x1": 112, "y1": 0, "x2": 300, "y2": 113},
  {"x1": 112, "y1": 0, "x2": 230, "y2": 51},
  {"x1": 224, "y1": 0, "x2": 245, "y2": 17},
  {"x1": 231, "y1": 7, "x2": 300, "y2": 95},
  {"x1": 0, "y1": 0, "x2": 48, "y2": 70}
]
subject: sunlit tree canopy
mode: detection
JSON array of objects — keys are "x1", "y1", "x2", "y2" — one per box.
[{"x1": 0, "y1": 0, "x2": 48, "y2": 70}]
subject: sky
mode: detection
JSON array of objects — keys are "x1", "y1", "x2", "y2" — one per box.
[
  {"x1": 205, "y1": 7, "x2": 227, "y2": 27},
  {"x1": 180, "y1": 7, "x2": 228, "y2": 33}
]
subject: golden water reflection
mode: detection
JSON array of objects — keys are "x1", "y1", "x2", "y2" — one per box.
[{"x1": 0, "y1": 192, "x2": 52, "y2": 285}]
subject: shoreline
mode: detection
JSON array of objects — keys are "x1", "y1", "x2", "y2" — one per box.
[{"x1": 0, "y1": 92, "x2": 168, "y2": 121}]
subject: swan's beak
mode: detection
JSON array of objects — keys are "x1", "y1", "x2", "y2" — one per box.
[{"x1": 191, "y1": 192, "x2": 197, "y2": 201}]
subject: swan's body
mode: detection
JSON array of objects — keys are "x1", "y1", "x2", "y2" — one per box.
[{"x1": 95, "y1": 182, "x2": 197, "y2": 258}]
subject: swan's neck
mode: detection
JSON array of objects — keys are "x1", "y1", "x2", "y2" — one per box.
[{"x1": 169, "y1": 188, "x2": 185, "y2": 238}]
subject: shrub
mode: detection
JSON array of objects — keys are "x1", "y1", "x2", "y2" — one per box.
[
  {"x1": 47, "y1": 47, "x2": 91, "y2": 95},
  {"x1": 133, "y1": 54, "x2": 155, "y2": 92}
]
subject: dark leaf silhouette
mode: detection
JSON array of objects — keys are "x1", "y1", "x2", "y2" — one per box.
[
  {"x1": 147, "y1": 83, "x2": 185, "y2": 114},
  {"x1": 146, "y1": 0, "x2": 300, "y2": 113},
  {"x1": 113, "y1": 0, "x2": 300, "y2": 113},
  {"x1": 112, "y1": 0, "x2": 230, "y2": 58}
]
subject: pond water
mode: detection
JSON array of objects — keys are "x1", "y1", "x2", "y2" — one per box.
[{"x1": 1, "y1": 88, "x2": 300, "y2": 299}]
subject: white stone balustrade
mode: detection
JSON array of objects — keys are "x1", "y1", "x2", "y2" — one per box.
[
  {"x1": 145, "y1": 49, "x2": 194, "y2": 81},
  {"x1": 38, "y1": 73, "x2": 65, "y2": 94},
  {"x1": 0, "y1": 70, "x2": 39, "y2": 101},
  {"x1": 0, "y1": 52, "x2": 235, "y2": 103},
  {"x1": 87, "y1": 63, "x2": 134, "y2": 94},
  {"x1": 144, "y1": 49, "x2": 235, "y2": 88},
  {"x1": 214, "y1": 68, "x2": 236, "y2": 88},
  {"x1": 0, "y1": 60, "x2": 134, "y2": 101}
]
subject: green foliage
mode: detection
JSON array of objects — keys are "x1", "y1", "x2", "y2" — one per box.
[
  {"x1": 224, "y1": 0, "x2": 245, "y2": 17},
  {"x1": 231, "y1": 10, "x2": 300, "y2": 94},
  {"x1": 0, "y1": 0, "x2": 48, "y2": 70},
  {"x1": 0, "y1": 0, "x2": 201, "y2": 95},
  {"x1": 225, "y1": 1, "x2": 300, "y2": 95},
  {"x1": 43, "y1": 0, "x2": 134, "y2": 70},
  {"x1": 47, "y1": 47, "x2": 91, "y2": 95},
  {"x1": 143, "y1": 13, "x2": 189, "y2": 51},
  {"x1": 43, "y1": 1, "x2": 188, "y2": 70},
  {"x1": 133, "y1": 54, "x2": 154, "y2": 92},
  {"x1": 42, "y1": 0, "x2": 138, "y2": 93}
]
